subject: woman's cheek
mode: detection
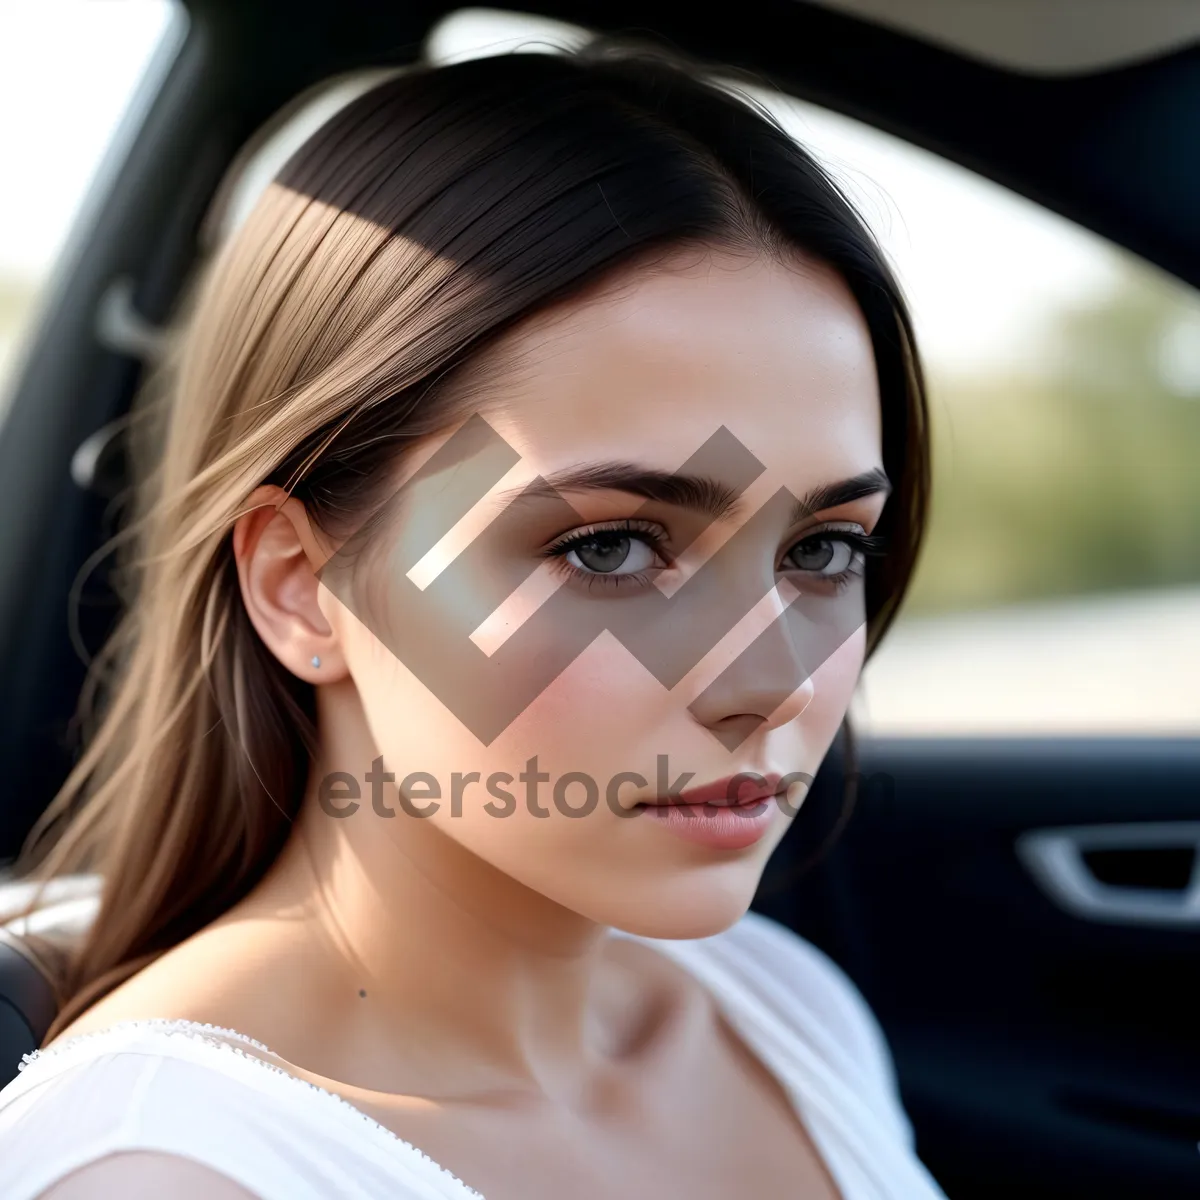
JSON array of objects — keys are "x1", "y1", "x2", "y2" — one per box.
[
  {"x1": 494, "y1": 633, "x2": 676, "y2": 768},
  {"x1": 808, "y1": 623, "x2": 867, "y2": 734}
]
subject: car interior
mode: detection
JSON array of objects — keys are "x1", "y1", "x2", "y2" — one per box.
[{"x1": 0, "y1": 2, "x2": 1198, "y2": 1197}]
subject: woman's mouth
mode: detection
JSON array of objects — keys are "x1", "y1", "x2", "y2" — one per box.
[{"x1": 633, "y1": 772, "x2": 787, "y2": 849}]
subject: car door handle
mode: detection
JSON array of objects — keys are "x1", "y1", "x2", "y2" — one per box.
[{"x1": 1015, "y1": 822, "x2": 1200, "y2": 928}]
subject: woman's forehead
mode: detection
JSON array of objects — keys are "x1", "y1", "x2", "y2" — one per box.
[{"x1": 474, "y1": 251, "x2": 881, "y2": 479}]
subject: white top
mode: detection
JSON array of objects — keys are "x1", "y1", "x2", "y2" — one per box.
[{"x1": 0, "y1": 912, "x2": 948, "y2": 1199}]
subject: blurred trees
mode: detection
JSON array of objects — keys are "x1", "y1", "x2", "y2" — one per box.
[{"x1": 906, "y1": 255, "x2": 1200, "y2": 615}]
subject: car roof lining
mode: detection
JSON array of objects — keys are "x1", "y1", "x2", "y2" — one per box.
[{"x1": 807, "y1": 0, "x2": 1200, "y2": 74}]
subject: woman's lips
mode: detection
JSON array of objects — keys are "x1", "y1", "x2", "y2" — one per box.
[
  {"x1": 632, "y1": 772, "x2": 787, "y2": 850},
  {"x1": 640, "y1": 771, "x2": 787, "y2": 809}
]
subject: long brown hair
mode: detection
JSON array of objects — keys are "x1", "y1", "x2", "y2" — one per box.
[{"x1": 18, "y1": 41, "x2": 929, "y2": 1041}]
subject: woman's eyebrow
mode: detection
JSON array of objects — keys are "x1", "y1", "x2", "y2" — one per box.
[{"x1": 498, "y1": 462, "x2": 890, "y2": 524}]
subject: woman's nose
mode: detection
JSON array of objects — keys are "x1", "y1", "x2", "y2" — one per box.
[{"x1": 685, "y1": 582, "x2": 819, "y2": 749}]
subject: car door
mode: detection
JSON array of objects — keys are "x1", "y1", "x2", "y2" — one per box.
[{"x1": 756, "y1": 734, "x2": 1200, "y2": 1199}]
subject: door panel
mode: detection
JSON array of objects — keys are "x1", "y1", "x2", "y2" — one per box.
[{"x1": 755, "y1": 735, "x2": 1200, "y2": 1199}]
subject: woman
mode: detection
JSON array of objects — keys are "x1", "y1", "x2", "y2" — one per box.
[{"x1": 0, "y1": 41, "x2": 945, "y2": 1200}]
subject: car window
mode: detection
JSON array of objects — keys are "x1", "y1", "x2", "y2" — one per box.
[
  {"x1": 424, "y1": 10, "x2": 1200, "y2": 738},
  {"x1": 0, "y1": 0, "x2": 183, "y2": 415}
]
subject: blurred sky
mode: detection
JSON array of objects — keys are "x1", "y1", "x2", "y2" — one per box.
[
  {"x1": 0, "y1": 2, "x2": 177, "y2": 277},
  {"x1": 0, "y1": 0, "x2": 1126, "y2": 378}
]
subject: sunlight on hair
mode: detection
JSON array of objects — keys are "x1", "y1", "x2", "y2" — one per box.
[{"x1": 210, "y1": 69, "x2": 407, "y2": 245}]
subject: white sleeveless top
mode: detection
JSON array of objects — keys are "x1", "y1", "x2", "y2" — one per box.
[{"x1": 0, "y1": 912, "x2": 948, "y2": 1199}]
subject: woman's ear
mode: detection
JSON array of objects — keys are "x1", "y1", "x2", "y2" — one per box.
[{"x1": 232, "y1": 485, "x2": 347, "y2": 683}]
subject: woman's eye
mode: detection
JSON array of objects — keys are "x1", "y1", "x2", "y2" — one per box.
[
  {"x1": 543, "y1": 519, "x2": 670, "y2": 589},
  {"x1": 784, "y1": 534, "x2": 859, "y2": 576},
  {"x1": 563, "y1": 531, "x2": 658, "y2": 575}
]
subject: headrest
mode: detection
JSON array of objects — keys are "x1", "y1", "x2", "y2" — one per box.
[{"x1": 0, "y1": 874, "x2": 101, "y2": 1085}]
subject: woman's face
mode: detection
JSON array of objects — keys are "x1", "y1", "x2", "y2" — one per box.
[{"x1": 323, "y1": 246, "x2": 886, "y2": 939}]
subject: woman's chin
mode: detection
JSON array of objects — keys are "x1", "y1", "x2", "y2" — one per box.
[{"x1": 595, "y1": 878, "x2": 759, "y2": 942}]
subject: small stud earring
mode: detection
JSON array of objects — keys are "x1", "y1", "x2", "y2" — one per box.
[{"x1": 311, "y1": 655, "x2": 321, "y2": 669}]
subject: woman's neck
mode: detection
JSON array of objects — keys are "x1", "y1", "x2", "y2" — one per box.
[{"x1": 226, "y1": 774, "x2": 649, "y2": 1107}]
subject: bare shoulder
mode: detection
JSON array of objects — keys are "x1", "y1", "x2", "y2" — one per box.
[
  {"x1": 36, "y1": 1152, "x2": 259, "y2": 1199},
  {"x1": 48, "y1": 914, "x2": 300, "y2": 1044}
]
